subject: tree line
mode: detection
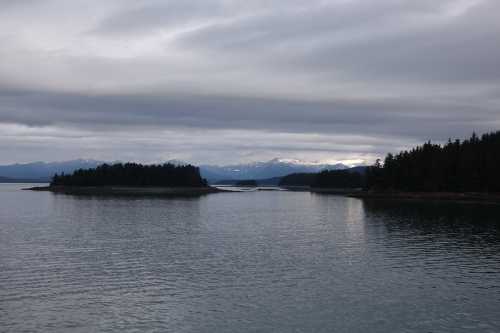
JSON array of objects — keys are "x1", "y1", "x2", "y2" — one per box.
[
  {"x1": 279, "y1": 170, "x2": 364, "y2": 188},
  {"x1": 365, "y1": 131, "x2": 500, "y2": 192},
  {"x1": 51, "y1": 163, "x2": 207, "y2": 187}
]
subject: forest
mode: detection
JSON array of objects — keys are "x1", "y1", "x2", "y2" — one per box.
[
  {"x1": 49, "y1": 131, "x2": 500, "y2": 192},
  {"x1": 51, "y1": 163, "x2": 207, "y2": 187},
  {"x1": 365, "y1": 131, "x2": 500, "y2": 192},
  {"x1": 279, "y1": 173, "x2": 316, "y2": 187},
  {"x1": 315, "y1": 170, "x2": 364, "y2": 188}
]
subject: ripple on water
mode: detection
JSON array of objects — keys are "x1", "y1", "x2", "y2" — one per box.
[{"x1": 1, "y1": 185, "x2": 500, "y2": 332}]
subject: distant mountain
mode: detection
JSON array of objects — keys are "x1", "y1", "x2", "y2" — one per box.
[
  {"x1": 0, "y1": 159, "x2": 105, "y2": 181},
  {"x1": 348, "y1": 166, "x2": 368, "y2": 174},
  {"x1": 255, "y1": 176, "x2": 283, "y2": 186},
  {"x1": 0, "y1": 176, "x2": 47, "y2": 183},
  {"x1": 0, "y1": 158, "x2": 362, "y2": 184},
  {"x1": 200, "y1": 158, "x2": 350, "y2": 182}
]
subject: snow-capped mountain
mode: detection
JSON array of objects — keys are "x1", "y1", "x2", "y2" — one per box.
[
  {"x1": 0, "y1": 158, "x2": 358, "y2": 183},
  {"x1": 199, "y1": 158, "x2": 350, "y2": 182},
  {"x1": 165, "y1": 159, "x2": 190, "y2": 166}
]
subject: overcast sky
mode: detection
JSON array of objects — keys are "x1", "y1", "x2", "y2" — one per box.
[{"x1": 1, "y1": 0, "x2": 499, "y2": 165}]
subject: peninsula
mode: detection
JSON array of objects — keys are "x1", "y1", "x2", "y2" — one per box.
[{"x1": 351, "y1": 131, "x2": 500, "y2": 204}]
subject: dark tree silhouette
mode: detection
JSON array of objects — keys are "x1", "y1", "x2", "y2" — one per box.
[
  {"x1": 51, "y1": 163, "x2": 207, "y2": 187},
  {"x1": 365, "y1": 131, "x2": 500, "y2": 192},
  {"x1": 279, "y1": 171, "x2": 363, "y2": 188},
  {"x1": 314, "y1": 170, "x2": 364, "y2": 188},
  {"x1": 279, "y1": 173, "x2": 317, "y2": 186}
]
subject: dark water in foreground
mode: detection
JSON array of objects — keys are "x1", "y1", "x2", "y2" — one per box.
[{"x1": 1, "y1": 184, "x2": 500, "y2": 332}]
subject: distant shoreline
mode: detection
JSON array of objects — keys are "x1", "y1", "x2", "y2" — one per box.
[
  {"x1": 22, "y1": 185, "x2": 500, "y2": 204},
  {"x1": 25, "y1": 185, "x2": 226, "y2": 196}
]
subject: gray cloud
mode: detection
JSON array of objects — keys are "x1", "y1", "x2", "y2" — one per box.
[
  {"x1": 1, "y1": 88, "x2": 495, "y2": 139},
  {"x1": 176, "y1": 0, "x2": 500, "y2": 83},
  {"x1": 91, "y1": 1, "x2": 226, "y2": 37},
  {"x1": 0, "y1": 0, "x2": 499, "y2": 165}
]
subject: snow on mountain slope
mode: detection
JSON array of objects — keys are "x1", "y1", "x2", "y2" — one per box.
[
  {"x1": 200, "y1": 158, "x2": 350, "y2": 181},
  {"x1": 0, "y1": 158, "x2": 361, "y2": 183}
]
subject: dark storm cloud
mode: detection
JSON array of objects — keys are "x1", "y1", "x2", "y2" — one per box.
[{"x1": 0, "y1": 0, "x2": 499, "y2": 164}]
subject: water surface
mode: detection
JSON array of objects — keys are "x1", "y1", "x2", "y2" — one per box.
[{"x1": 1, "y1": 184, "x2": 499, "y2": 332}]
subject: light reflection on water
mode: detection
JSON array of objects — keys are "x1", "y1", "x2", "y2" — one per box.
[{"x1": 1, "y1": 184, "x2": 499, "y2": 332}]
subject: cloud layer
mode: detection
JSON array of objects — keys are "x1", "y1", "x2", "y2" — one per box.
[{"x1": 1, "y1": 0, "x2": 499, "y2": 164}]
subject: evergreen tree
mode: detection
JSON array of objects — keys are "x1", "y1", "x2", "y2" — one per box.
[
  {"x1": 365, "y1": 131, "x2": 500, "y2": 192},
  {"x1": 51, "y1": 163, "x2": 207, "y2": 187}
]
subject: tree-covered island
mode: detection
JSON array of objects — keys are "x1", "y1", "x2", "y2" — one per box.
[
  {"x1": 51, "y1": 163, "x2": 207, "y2": 187},
  {"x1": 28, "y1": 163, "x2": 222, "y2": 196}
]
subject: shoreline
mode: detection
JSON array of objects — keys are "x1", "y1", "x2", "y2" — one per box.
[
  {"x1": 349, "y1": 191, "x2": 500, "y2": 205},
  {"x1": 310, "y1": 187, "x2": 363, "y2": 194},
  {"x1": 25, "y1": 185, "x2": 227, "y2": 197},
  {"x1": 23, "y1": 185, "x2": 500, "y2": 204},
  {"x1": 286, "y1": 186, "x2": 500, "y2": 205}
]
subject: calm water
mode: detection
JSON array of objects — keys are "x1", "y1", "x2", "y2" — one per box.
[{"x1": 1, "y1": 184, "x2": 500, "y2": 332}]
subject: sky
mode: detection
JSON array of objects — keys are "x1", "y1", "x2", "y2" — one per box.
[{"x1": 1, "y1": 0, "x2": 499, "y2": 165}]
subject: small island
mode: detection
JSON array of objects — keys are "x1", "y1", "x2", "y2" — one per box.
[{"x1": 26, "y1": 162, "x2": 223, "y2": 196}]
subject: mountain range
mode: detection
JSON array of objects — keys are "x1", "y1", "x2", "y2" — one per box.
[
  {"x1": 0, "y1": 159, "x2": 104, "y2": 182},
  {"x1": 199, "y1": 158, "x2": 350, "y2": 182},
  {"x1": 0, "y1": 158, "x2": 357, "y2": 183}
]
